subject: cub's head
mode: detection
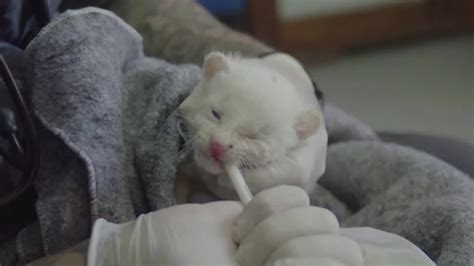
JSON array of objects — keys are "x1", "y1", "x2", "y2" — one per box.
[{"x1": 179, "y1": 52, "x2": 320, "y2": 176}]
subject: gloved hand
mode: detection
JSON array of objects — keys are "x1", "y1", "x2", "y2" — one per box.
[
  {"x1": 233, "y1": 185, "x2": 435, "y2": 266},
  {"x1": 233, "y1": 185, "x2": 362, "y2": 266},
  {"x1": 88, "y1": 185, "x2": 434, "y2": 266}
]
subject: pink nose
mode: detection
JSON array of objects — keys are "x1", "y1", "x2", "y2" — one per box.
[{"x1": 209, "y1": 140, "x2": 225, "y2": 162}]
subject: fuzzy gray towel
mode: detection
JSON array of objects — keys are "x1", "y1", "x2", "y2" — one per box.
[
  {"x1": 2, "y1": 8, "x2": 472, "y2": 266},
  {"x1": 18, "y1": 8, "x2": 201, "y2": 262},
  {"x1": 320, "y1": 142, "x2": 474, "y2": 266},
  {"x1": 1, "y1": 7, "x2": 194, "y2": 262}
]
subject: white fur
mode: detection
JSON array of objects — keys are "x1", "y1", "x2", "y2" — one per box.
[{"x1": 178, "y1": 52, "x2": 327, "y2": 199}]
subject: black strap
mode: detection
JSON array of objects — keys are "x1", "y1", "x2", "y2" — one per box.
[{"x1": 0, "y1": 55, "x2": 39, "y2": 206}]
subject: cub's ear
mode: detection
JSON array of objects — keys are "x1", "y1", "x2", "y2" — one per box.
[
  {"x1": 203, "y1": 52, "x2": 230, "y2": 80},
  {"x1": 294, "y1": 109, "x2": 321, "y2": 140}
]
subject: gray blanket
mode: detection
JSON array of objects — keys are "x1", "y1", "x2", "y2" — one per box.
[{"x1": 2, "y1": 8, "x2": 473, "y2": 266}]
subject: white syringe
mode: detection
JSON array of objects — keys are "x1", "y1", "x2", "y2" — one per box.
[{"x1": 224, "y1": 163, "x2": 253, "y2": 205}]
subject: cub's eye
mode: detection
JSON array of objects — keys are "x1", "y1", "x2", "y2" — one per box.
[
  {"x1": 241, "y1": 132, "x2": 258, "y2": 140},
  {"x1": 247, "y1": 133, "x2": 257, "y2": 139},
  {"x1": 211, "y1": 109, "x2": 221, "y2": 121}
]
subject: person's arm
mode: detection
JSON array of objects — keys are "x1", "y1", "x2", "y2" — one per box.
[{"x1": 27, "y1": 240, "x2": 89, "y2": 266}]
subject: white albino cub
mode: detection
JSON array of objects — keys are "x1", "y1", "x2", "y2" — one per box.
[{"x1": 178, "y1": 52, "x2": 327, "y2": 201}]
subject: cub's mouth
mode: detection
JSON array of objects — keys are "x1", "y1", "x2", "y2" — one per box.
[
  {"x1": 196, "y1": 151, "x2": 272, "y2": 176},
  {"x1": 194, "y1": 149, "x2": 224, "y2": 174}
]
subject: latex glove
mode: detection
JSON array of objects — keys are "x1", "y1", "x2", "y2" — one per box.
[
  {"x1": 234, "y1": 185, "x2": 434, "y2": 266},
  {"x1": 88, "y1": 185, "x2": 434, "y2": 266},
  {"x1": 88, "y1": 201, "x2": 243, "y2": 266}
]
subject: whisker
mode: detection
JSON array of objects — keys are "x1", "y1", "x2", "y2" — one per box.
[{"x1": 239, "y1": 156, "x2": 258, "y2": 170}]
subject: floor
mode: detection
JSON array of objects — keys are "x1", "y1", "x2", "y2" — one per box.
[{"x1": 308, "y1": 35, "x2": 474, "y2": 143}]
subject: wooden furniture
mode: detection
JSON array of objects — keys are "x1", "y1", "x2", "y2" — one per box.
[{"x1": 247, "y1": 0, "x2": 474, "y2": 58}]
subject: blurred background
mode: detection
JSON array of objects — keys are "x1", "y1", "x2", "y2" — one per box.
[{"x1": 199, "y1": 0, "x2": 473, "y2": 143}]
